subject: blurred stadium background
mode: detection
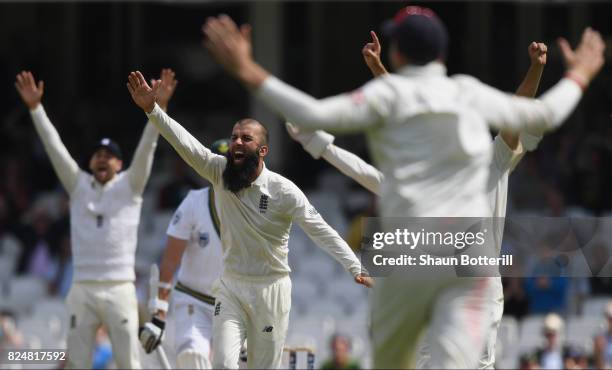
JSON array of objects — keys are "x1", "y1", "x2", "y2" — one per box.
[{"x1": 0, "y1": 1, "x2": 612, "y2": 369}]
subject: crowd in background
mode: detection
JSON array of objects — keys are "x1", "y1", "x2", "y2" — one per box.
[
  {"x1": 0, "y1": 2, "x2": 611, "y2": 368},
  {"x1": 2, "y1": 130, "x2": 612, "y2": 368}
]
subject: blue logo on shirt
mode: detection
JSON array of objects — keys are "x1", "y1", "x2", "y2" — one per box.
[
  {"x1": 198, "y1": 232, "x2": 210, "y2": 248},
  {"x1": 172, "y1": 211, "x2": 182, "y2": 225}
]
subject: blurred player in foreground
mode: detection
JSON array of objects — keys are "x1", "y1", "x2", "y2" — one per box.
[
  {"x1": 202, "y1": 6, "x2": 605, "y2": 368},
  {"x1": 14, "y1": 69, "x2": 177, "y2": 369},
  {"x1": 288, "y1": 37, "x2": 550, "y2": 369},
  {"x1": 139, "y1": 139, "x2": 229, "y2": 369},
  {"x1": 126, "y1": 71, "x2": 372, "y2": 369}
]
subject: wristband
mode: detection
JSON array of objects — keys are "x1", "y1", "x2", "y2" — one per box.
[
  {"x1": 158, "y1": 282, "x2": 173, "y2": 290},
  {"x1": 304, "y1": 131, "x2": 335, "y2": 159},
  {"x1": 565, "y1": 71, "x2": 588, "y2": 91},
  {"x1": 149, "y1": 298, "x2": 169, "y2": 313},
  {"x1": 152, "y1": 316, "x2": 166, "y2": 330}
]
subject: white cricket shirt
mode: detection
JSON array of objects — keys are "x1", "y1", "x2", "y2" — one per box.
[
  {"x1": 317, "y1": 130, "x2": 542, "y2": 250},
  {"x1": 146, "y1": 105, "x2": 363, "y2": 280},
  {"x1": 166, "y1": 188, "x2": 223, "y2": 296},
  {"x1": 30, "y1": 104, "x2": 159, "y2": 282},
  {"x1": 256, "y1": 62, "x2": 582, "y2": 218}
]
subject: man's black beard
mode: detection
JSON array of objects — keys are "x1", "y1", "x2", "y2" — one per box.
[{"x1": 222, "y1": 150, "x2": 260, "y2": 193}]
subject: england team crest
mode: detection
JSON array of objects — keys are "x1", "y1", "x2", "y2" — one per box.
[{"x1": 198, "y1": 232, "x2": 210, "y2": 248}]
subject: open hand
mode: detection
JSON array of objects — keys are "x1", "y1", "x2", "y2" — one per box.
[
  {"x1": 153, "y1": 68, "x2": 178, "y2": 111},
  {"x1": 558, "y1": 27, "x2": 606, "y2": 86},
  {"x1": 202, "y1": 15, "x2": 253, "y2": 77},
  {"x1": 127, "y1": 71, "x2": 160, "y2": 114},
  {"x1": 15, "y1": 71, "x2": 44, "y2": 110}
]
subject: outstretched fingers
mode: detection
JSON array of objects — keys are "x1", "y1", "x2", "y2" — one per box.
[
  {"x1": 204, "y1": 18, "x2": 225, "y2": 46},
  {"x1": 161, "y1": 68, "x2": 178, "y2": 88},
  {"x1": 219, "y1": 14, "x2": 240, "y2": 38},
  {"x1": 151, "y1": 79, "x2": 162, "y2": 94},
  {"x1": 22, "y1": 71, "x2": 31, "y2": 88},
  {"x1": 557, "y1": 37, "x2": 574, "y2": 65},
  {"x1": 128, "y1": 72, "x2": 139, "y2": 91},
  {"x1": 135, "y1": 71, "x2": 148, "y2": 88},
  {"x1": 240, "y1": 24, "x2": 252, "y2": 44},
  {"x1": 370, "y1": 30, "x2": 381, "y2": 49},
  {"x1": 15, "y1": 71, "x2": 42, "y2": 93},
  {"x1": 15, "y1": 72, "x2": 25, "y2": 89},
  {"x1": 126, "y1": 82, "x2": 135, "y2": 95}
]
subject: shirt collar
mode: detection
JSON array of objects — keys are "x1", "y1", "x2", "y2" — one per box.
[
  {"x1": 395, "y1": 61, "x2": 447, "y2": 78},
  {"x1": 91, "y1": 172, "x2": 121, "y2": 189},
  {"x1": 251, "y1": 162, "x2": 269, "y2": 187}
]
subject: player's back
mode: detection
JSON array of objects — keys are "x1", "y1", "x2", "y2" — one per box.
[{"x1": 366, "y1": 63, "x2": 492, "y2": 217}]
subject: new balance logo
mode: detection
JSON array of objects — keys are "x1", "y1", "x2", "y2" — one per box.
[
  {"x1": 259, "y1": 195, "x2": 269, "y2": 214},
  {"x1": 262, "y1": 326, "x2": 273, "y2": 333},
  {"x1": 214, "y1": 302, "x2": 221, "y2": 316},
  {"x1": 308, "y1": 207, "x2": 319, "y2": 217}
]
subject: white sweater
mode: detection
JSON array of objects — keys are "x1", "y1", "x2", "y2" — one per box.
[
  {"x1": 145, "y1": 105, "x2": 364, "y2": 280},
  {"x1": 30, "y1": 105, "x2": 159, "y2": 282},
  {"x1": 256, "y1": 62, "x2": 582, "y2": 218}
]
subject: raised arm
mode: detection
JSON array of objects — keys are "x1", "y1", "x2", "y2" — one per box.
[
  {"x1": 202, "y1": 16, "x2": 391, "y2": 133},
  {"x1": 459, "y1": 28, "x2": 605, "y2": 134},
  {"x1": 127, "y1": 69, "x2": 178, "y2": 194},
  {"x1": 515, "y1": 42, "x2": 547, "y2": 97},
  {"x1": 501, "y1": 42, "x2": 548, "y2": 150},
  {"x1": 15, "y1": 71, "x2": 80, "y2": 194},
  {"x1": 126, "y1": 71, "x2": 225, "y2": 185},
  {"x1": 156, "y1": 191, "x2": 196, "y2": 320},
  {"x1": 156, "y1": 236, "x2": 186, "y2": 319},
  {"x1": 362, "y1": 31, "x2": 388, "y2": 77},
  {"x1": 286, "y1": 123, "x2": 383, "y2": 195},
  {"x1": 289, "y1": 186, "x2": 372, "y2": 287}
]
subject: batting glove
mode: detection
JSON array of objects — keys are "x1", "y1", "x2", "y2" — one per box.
[
  {"x1": 139, "y1": 316, "x2": 165, "y2": 354},
  {"x1": 286, "y1": 122, "x2": 334, "y2": 159}
]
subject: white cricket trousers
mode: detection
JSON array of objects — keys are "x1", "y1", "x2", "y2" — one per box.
[
  {"x1": 65, "y1": 281, "x2": 141, "y2": 369},
  {"x1": 415, "y1": 276, "x2": 504, "y2": 369},
  {"x1": 211, "y1": 274, "x2": 291, "y2": 369},
  {"x1": 371, "y1": 275, "x2": 494, "y2": 369},
  {"x1": 478, "y1": 276, "x2": 504, "y2": 369},
  {"x1": 169, "y1": 290, "x2": 214, "y2": 369}
]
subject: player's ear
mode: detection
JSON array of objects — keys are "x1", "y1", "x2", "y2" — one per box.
[
  {"x1": 88, "y1": 156, "x2": 96, "y2": 172},
  {"x1": 258, "y1": 145, "x2": 269, "y2": 158}
]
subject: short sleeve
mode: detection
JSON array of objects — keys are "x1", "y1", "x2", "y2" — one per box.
[
  {"x1": 492, "y1": 135, "x2": 526, "y2": 174},
  {"x1": 166, "y1": 191, "x2": 196, "y2": 240}
]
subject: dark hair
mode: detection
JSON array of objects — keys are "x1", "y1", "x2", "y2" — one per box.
[
  {"x1": 384, "y1": 6, "x2": 448, "y2": 65},
  {"x1": 330, "y1": 333, "x2": 351, "y2": 349},
  {"x1": 236, "y1": 118, "x2": 269, "y2": 146}
]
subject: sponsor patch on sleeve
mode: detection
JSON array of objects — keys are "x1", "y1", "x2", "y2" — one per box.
[
  {"x1": 350, "y1": 89, "x2": 366, "y2": 105},
  {"x1": 172, "y1": 211, "x2": 182, "y2": 225}
]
